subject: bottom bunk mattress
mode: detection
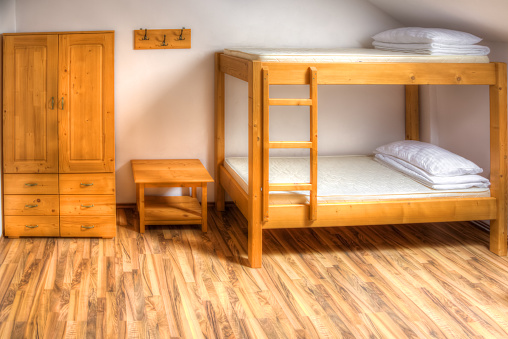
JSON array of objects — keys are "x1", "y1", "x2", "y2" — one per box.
[{"x1": 224, "y1": 155, "x2": 490, "y2": 203}]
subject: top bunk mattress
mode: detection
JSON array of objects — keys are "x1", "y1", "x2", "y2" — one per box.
[
  {"x1": 224, "y1": 48, "x2": 490, "y2": 63},
  {"x1": 224, "y1": 155, "x2": 490, "y2": 203}
]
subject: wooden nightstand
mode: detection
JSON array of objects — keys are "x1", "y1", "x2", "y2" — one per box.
[{"x1": 131, "y1": 159, "x2": 213, "y2": 233}]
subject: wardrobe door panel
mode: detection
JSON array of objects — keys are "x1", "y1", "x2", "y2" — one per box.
[
  {"x1": 58, "y1": 33, "x2": 115, "y2": 173},
  {"x1": 3, "y1": 35, "x2": 58, "y2": 173}
]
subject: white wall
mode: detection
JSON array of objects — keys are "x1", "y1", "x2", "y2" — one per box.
[
  {"x1": 14, "y1": 0, "x2": 404, "y2": 203},
  {"x1": 367, "y1": 0, "x2": 508, "y2": 43},
  {"x1": 0, "y1": 0, "x2": 16, "y2": 33},
  {"x1": 1, "y1": 0, "x2": 16, "y2": 235}
]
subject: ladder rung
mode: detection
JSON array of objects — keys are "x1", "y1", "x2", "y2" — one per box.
[
  {"x1": 269, "y1": 141, "x2": 312, "y2": 149},
  {"x1": 269, "y1": 183, "x2": 312, "y2": 191},
  {"x1": 269, "y1": 99, "x2": 312, "y2": 106}
]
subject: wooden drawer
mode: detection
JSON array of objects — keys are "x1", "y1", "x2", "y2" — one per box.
[
  {"x1": 59, "y1": 173, "x2": 115, "y2": 195},
  {"x1": 4, "y1": 174, "x2": 59, "y2": 194},
  {"x1": 60, "y1": 195, "x2": 115, "y2": 216},
  {"x1": 4, "y1": 195, "x2": 59, "y2": 216},
  {"x1": 5, "y1": 216, "x2": 60, "y2": 237},
  {"x1": 60, "y1": 216, "x2": 116, "y2": 238}
]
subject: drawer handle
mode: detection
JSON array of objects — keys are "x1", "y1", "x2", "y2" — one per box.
[
  {"x1": 25, "y1": 183, "x2": 38, "y2": 187},
  {"x1": 25, "y1": 204, "x2": 39, "y2": 208},
  {"x1": 81, "y1": 204, "x2": 95, "y2": 208},
  {"x1": 80, "y1": 183, "x2": 94, "y2": 187},
  {"x1": 81, "y1": 225, "x2": 95, "y2": 229},
  {"x1": 25, "y1": 225, "x2": 39, "y2": 228}
]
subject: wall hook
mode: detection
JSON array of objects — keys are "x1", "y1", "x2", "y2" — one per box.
[
  {"x1": 141, "y1": 28, "x2": 149, "y2": 40},
  {"x1": 134, "y1": 28, "x2": 191, "y2": 49},
  {"x1": 178, "y1": 27, "x2": 185, "y2": 41}
]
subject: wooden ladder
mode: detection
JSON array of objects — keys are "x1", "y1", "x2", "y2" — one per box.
[{"x1": 262, "y1": 66, "x2": 318, "y2": 222}]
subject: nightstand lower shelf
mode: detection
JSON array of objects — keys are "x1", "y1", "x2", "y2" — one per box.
[{"x1": 144, "y1": 196, "x2": 202, "y2": 225}]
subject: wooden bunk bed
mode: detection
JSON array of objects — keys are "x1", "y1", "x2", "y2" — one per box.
[{"x1": 214, "y1": 48, "x2": 507, "y2": 268}]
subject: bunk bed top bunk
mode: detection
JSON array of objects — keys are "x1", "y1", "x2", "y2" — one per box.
[
  {"x1": 214, "y1": 47, "x2": 507, "y2": 268},
  {"x1": 224, "y1": 47, "x2": 490, "y2": 63}
]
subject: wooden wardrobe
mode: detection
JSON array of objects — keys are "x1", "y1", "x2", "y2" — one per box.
[{"x1": 2, "y1": 31, "x2": 116, "y2": 238}]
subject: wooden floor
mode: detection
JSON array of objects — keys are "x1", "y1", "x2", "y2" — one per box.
[{"x1": 0, "y1": 205, "x2": 508, "y2": 338}]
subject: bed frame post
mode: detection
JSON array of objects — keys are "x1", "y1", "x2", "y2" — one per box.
[
  {"x1": 248, "y1": 60, "x2": 263, "y2": 268},
  {"x1": 405, "y1": 85, "x2": 420, "y2": 141},
  {"x1": 489, "y1": 62, "x2": 508, "y2": 256},
  {"x1": 215, "y1": 52, "x2": 226, "y2": 211}
]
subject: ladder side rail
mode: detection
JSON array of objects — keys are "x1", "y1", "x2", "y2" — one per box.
[
  {"x1": 309, "y1": 67, "x2": 318, "y2": 221},
  {"x1": 262, "y1": 67, "x2": 270, "y2": 222}
]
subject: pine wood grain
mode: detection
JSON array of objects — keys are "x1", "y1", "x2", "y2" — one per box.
[
  {"x1": 214, "y1": 52, "x2": 226, "y2": 212},
  {"x1": 0, "y1": 206, "x2": 507, "y2": 338},
  {"x1": 133, "y1": 29, "x2": 191, "y2": 50},
  {"x1": 4, "y1": 174, "x2": 59, "y2": 195},
  {"x1": 248, "y1": 61, "x2": 263, "y2": 268},
  {"x1": 58, "y1": 33, "x2": 115, "y2": 174},
  {"x1": 489, "y1": 62, "x2": 508, "y2": 256},
  {"x1": 3, "y1": 35, "x2": 59, "y2": 174},
  {"x1": 405, "y1": 85, "x2": 420, "y2": 141},
  {"x1": 256, "y1": 62, "x2": 498, "y2": 85}
]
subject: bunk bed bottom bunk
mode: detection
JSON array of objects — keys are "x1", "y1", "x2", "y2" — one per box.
[
  {"x1": 220, "y1": 155, "x2": 495, "y2": 228},
  {"x1": 224, "y1": 155, "x2": 491, "y2": 203}
]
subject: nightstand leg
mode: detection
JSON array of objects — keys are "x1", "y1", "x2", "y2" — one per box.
[
  {"x1": 138, "y1": 183, "x2": 146, "y2": 233},
  {"x1": 201, "y1": 183, "x2": 207, "y2": 232}
]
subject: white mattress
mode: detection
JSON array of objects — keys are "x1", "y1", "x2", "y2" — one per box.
[
  {"x1": 224, "y1": 156, "x2": 490, "y2": 202},
  {"x1": 224, "y1": 48, "x2": 490, "y2": 63}
]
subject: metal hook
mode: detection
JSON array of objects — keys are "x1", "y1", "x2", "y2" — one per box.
[
  {"x1": 161, "y1": 35, "x2": 168, "y2": 46},
  {"x1": 178, "y1": 27, "x2": 185, "y2": 41},
  {"x1": 141, "y1": 28, "x2": 149, "y2": 40}
]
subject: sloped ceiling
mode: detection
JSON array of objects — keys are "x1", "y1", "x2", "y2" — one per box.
[{"x1": 367, "y1": 0, "x2": 508, "y2": 43}]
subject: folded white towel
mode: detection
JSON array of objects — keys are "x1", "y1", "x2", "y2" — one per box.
[
  {"x1": 373, "y1": 41, "x2": 490, "y2": 56},
  {"x1": 375, "y1": 154, "x2": 490, "y2": 190}
]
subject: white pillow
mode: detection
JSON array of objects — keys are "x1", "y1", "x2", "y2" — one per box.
[
  {"x1": 374, "y1": 140, "x2": 483, "y2": 176},
  {"x1": 372, "y1": 27, "x2": 482, "y2": 45}
]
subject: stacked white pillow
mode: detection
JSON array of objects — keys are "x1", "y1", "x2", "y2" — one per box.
[
  {"x1": 374, "y1": 140, "x2": 490, "y2": 190},
  {"x1": 372, "y1": 27, "x2": 490, "y2": 56}
]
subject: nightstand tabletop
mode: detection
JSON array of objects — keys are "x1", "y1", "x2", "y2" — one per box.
[{"x1": 131, "y1": 159, "x2": 213, "y2": 184}]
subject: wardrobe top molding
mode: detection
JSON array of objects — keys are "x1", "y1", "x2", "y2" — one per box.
[{"x1": 3, "y1": 30, "x2": 115, "y2": 36}]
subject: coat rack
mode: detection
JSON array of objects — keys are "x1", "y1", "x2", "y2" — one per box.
[{"x1": 134, "y1": 28, "x2": 191, "y2": 50}]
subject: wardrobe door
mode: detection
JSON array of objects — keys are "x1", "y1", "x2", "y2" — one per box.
[
  {"x1": 58, "y1": 33, "x2": 115, "y2": 173},
  {"x1": 3, "y1": 35, "x2": 59, "y2": 173}
]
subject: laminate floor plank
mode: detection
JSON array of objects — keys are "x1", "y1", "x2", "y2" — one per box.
[{"x1": 0, "y1": 205, "x2": 508, "y2": 338}]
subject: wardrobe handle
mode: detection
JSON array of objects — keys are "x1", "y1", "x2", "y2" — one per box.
[
  {"x1": 24, "y1": 183, "x2": 38, "y2": 187},
  {"x1": 51, "y1": 97, "x2": 55, "y2": 110},
  {"x1": 80, "y1": 183, "x2": 94, "y2": 187},
  {"x1": 81, "y1": 204, "x2": 94, "y2": 208},
  {"x1": 81, "y1": 225, "x2": 95, "y2": 229},
  {"x1": 25, "y1": 204, "x2": 38, "y2": 208},
  {"x1": 25, "y1": 225, "x2": 39, "y2": 228},
  {"x1": 61, "y1": 97, "x2": 64, "y2": 110}
]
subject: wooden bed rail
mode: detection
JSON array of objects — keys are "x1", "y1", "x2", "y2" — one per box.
[
  {"x1": 218, "y1": 53, "x2": 498, "y2": 85},
  {"x1": 261, "y1": 66, "x2": 318, "y2": 222},
  {"x1": 219, "y1": 165, "x2": 497, "y2": 229}
]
